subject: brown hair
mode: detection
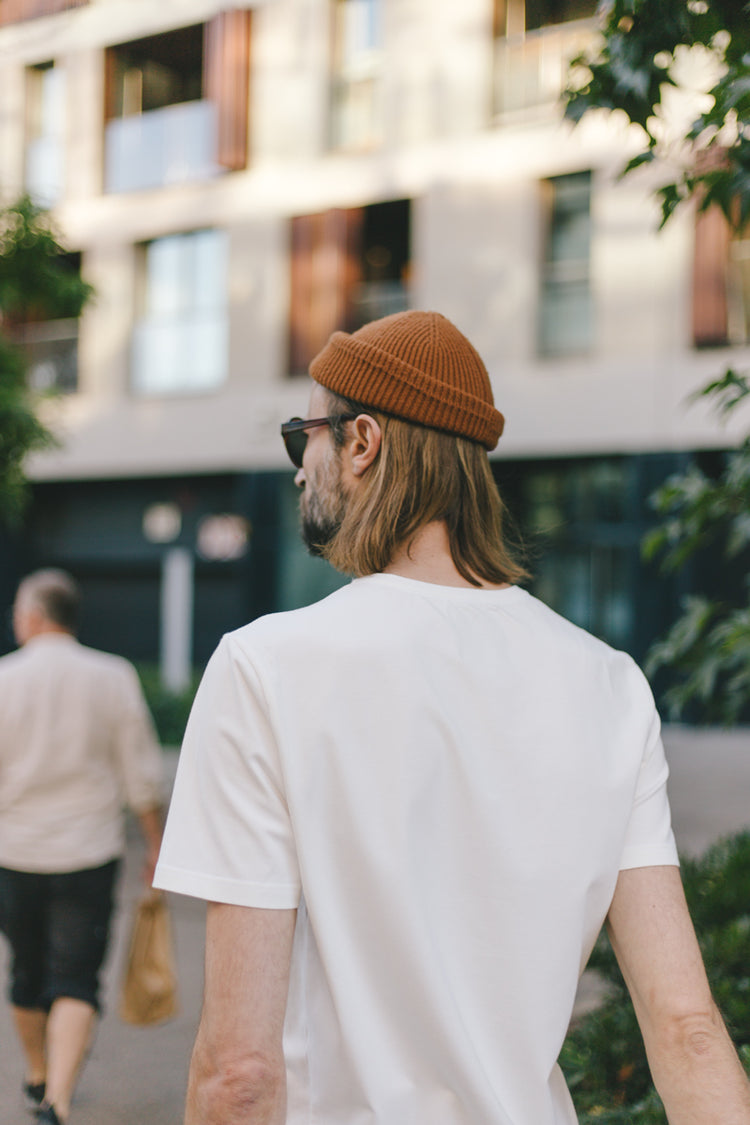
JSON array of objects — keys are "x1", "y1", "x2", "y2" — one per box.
[{"x1": 323, "y1": 395, "x2": 528, "y2": 586}]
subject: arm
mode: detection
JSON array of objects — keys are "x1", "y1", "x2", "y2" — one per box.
[
  {"x1": 138, "y1": 804, "x2": 164, "y2": 886},
  {"x1": 185, "y1": 903, "x2": 296, "y2": 1125},
  {"x1": 607, "y1": 865, "x2": 750, "y2": 1124}
]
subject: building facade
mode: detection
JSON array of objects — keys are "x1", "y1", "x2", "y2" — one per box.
[{"x1": 0, "y1": 0, "x2": 748, "y2": 690}]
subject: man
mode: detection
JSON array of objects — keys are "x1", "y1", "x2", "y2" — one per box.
[
  {"x1": 155, "y1": 310, "x2": 750, "y2": 1124},
  {"x1": 0, "y1": 569, "x2": 164, "y2": 1125}
]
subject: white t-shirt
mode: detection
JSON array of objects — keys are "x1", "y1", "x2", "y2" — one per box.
[
  {"x1": 155, "y1": 575, "x2": 678, "y2": 1125},
  {"x1": 0, "y1": 633, "x2": 164, "y2": 873}
]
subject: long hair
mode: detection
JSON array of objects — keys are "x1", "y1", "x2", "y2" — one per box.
[{"x1": 324, "y1": 395, "x2": 529, "y2": 586}]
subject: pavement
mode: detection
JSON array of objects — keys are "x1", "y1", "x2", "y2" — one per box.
[{"x1": 1, "y1": 726, "x2": 749, "y2": 1124}]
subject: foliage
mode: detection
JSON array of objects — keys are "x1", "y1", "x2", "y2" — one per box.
[
  {"x1": 566, "y1": 5, "x2": 750, "y2": 722},
  {"x1": 565, "y1": 0, "x2": 750, "y2": 230},
  {"x1": 561, "y1": 831, "x2": 750, "y2": 1122},
  {"x1": 0, "y1": 333, "x2": 52, "y2": 522},
  {"x1": 640, "y1": 372, "x2": 750, "y2": 722},
  {"x1": 135, "y1": 663, "x2": 200, "y2": 747},
  {"x1": 0, "y1": 195, "x2": 93, "y2": 524}
]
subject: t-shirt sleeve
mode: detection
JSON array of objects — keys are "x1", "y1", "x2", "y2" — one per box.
[
  {"x1": 619, "y1": 686, "x2": 679, "y2": 872},
  {"x1": 154, "y1": 633, "x2": 301, "y2": 909}
]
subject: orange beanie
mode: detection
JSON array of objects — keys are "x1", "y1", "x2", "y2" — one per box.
[{"x1": 309, "y1": 310, "x2": 504, "y2": 450}]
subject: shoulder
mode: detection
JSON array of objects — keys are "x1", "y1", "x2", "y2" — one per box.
[
  {"x1": 0, "y1": 646, "x2": 27, "y2": 678},
  {"x1": 228, "y1": 582, "x2": 360, "y2": 649},
  {"x1": 515, "y1": 590, "x2": 653, "y2": 701},
  {"x1": 68, "y1": 641, "x2": 143, "y2": 688}
]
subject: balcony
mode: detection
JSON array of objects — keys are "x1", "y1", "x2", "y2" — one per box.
[
  {"x1": 493, "y1": 19, "x2": 597, "y2": 117},
  {"x1": 104, "y1": 100, "x2": 220, "y2": 194}
]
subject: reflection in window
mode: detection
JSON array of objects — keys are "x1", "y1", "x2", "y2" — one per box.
[
  {"x1": 132, "y1": 229, "x2": 228, "y2": 396},
  {"x1": 521, "y1": 458, "x2": 634, "y2": 651},
  {"x1": 25, "y1": 62, "x2": 65, "y2": 206},
  {"x1": 275, "y1": 473, "x2": 348, "y2": 611},
  {"x1": 289, "y1": 198, "x2": 410, "y2": 374},
  {"x1": 533, "y1": 546, "x2": 632, "y2": 650},
  {"x1": 330, "y1": 0, "x2": 383, "y2": 150},
  {"x1": 538, "y1": 171, "x2": 592, "y2": 356},
  {"x1": 107, "y1": 25, "x2": 204, "y2": 118}
]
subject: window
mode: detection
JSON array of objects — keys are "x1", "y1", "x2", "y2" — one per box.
[
  {"x1": 515, "y1": 458, "x2": 635, "y2": 651},
  {"x1": 330, "y1": 0, "x2": 383, "y2": 150},
  {"x1": 538, "y1": 171, "x2": 592, "y2": 356},
  {"x1": 289, "y1": 198, "x2": 411, "y2": 374},
  {"x1": 132, "y1": 229, "x2": 228, "y2": 396},
  {"x1": 104, "y1": 13, "x2": 251, "y2": 193},
  {"x1": 108, "y1": 26, "x2": 204, "y2": 117},
  {"x1": 493, "y1": 0, "x2": 596, "y2": 115},
  {"x1": 25, "y1": 62, "x2": 65, "y2": 206},
  {"x1": 494, "y1": 0, "x2": 596, "y2": 36}
]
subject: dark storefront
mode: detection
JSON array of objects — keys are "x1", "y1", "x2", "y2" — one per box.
[{"x1": 0, "y1": 452, "x2": 740, "y2": 709}]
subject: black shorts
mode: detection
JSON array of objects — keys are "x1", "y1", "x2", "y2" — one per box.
[{"x1": 0, "y1": 859, "x2": 120, "y2": 1013}]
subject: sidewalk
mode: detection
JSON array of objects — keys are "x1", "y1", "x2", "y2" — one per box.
[{"x1": 0, "y1": 729, "x2": 748, "y2": 1123}]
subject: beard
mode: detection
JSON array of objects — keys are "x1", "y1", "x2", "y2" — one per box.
[{"x1": 299, "y1": 455, "x2": 349, "y2": 557}]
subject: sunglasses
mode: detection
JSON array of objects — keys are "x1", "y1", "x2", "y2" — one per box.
[{"x1": 280, "y1": 414, "x2": 358, "y2": 469}]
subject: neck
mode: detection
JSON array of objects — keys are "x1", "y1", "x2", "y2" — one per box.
[
  {"x1": 383, "y1": 521, "x2": 509, "y2": 589},
  {"x1": 20, "y1": 621, "x2": 74, "y2": 645}
]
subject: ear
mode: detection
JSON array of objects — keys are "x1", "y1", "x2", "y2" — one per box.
[{"x1": 346, "y1": 414, "x2": 382, "y2": 478}]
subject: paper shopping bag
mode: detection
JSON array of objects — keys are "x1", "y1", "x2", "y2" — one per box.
[{"x1": 119, "y1": 889, "x2": 179, "y2": 1026}]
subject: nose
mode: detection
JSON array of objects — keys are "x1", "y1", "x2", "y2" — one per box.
[{"x1": 294, "y1": 467, "x2": 306, "y2": 489}]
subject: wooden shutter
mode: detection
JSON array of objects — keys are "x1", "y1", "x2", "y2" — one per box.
[
  {"x1": 288, "y1": 208, "x2": 364, "y2": 375},
  {"x1": 0, "y1": 0, "x2": 88, "y2": 26},
  {"x1": 204, "y1": 10, "x2": 252, "y2": 172},
  {"x1": 692, "y1": 203, "x2": 730, "y2": 348}
]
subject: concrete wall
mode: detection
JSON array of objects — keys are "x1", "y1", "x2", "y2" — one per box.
[{"x1": 0, "y1": 0, "x2": 748, "y2": 482}]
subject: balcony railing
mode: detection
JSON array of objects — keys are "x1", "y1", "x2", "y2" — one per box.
[
  {"x1": 104, "y1": 100, "x2": 220, "y2": 194},
  {"x1": 493, "y1": 19, "x2": 597, "y2": 117},
  {"x1": 16, "y1": 318, "x2": 79, "y2": 393}
]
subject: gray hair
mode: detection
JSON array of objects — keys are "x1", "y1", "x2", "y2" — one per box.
[{"x1": 15, "y1": 569, "x2": 81, "y2": 632}]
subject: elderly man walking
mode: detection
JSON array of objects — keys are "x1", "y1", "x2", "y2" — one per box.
[
  {"x1": 156, "y1": 311, "x2": 750, "y2": 1124},
  {"x1": 0, "y1": 569, "x2": 164, "y2": 1125}
]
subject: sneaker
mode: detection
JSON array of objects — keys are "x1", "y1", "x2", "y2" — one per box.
[
  {"x1": 35, "y1": 1104, "x2": 63, "y2": 1125},
  {"x1": 23, "y1": 1081, "x2": 45, "y2": 1111}
]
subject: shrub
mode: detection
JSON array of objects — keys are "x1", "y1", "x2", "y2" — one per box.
[{"x1": 135, "y1": 663, "x2": 200, "y2": 747}]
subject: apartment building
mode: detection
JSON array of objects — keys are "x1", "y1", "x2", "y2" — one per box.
[{"x1": 0, "y1": 0, "x2": 748, "y2": 687}]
